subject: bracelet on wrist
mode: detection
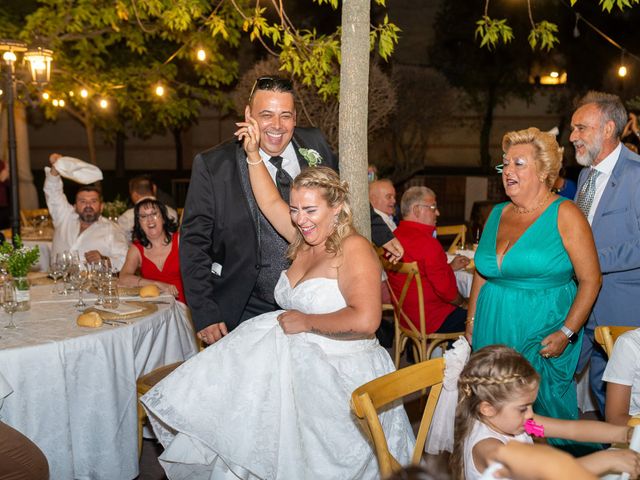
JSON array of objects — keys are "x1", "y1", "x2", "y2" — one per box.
[
  {"x1": 246, "y1": 156, "x2": 263, "y2": 166},
  {"x1": 465, "y1": 316, "x2": 475, "y2": 326}
]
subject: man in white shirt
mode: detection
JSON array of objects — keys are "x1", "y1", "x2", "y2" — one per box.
[
  {"x1": 369, "y1": 179, "x2": 397, "y2": 231},
  {"x1": 118, "y1": 175, "x2": 178, "y2": 241},
  {"x1": 44, "y1": 154, "x2": 129, "y2": 270},
  {"x1": 570, "y1": 91, "x2": 640, "y2": 415}
]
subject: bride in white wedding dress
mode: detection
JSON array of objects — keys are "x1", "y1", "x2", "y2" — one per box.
[{"x1": 141, "y1": 107, "x2": 415, "y2": 479}]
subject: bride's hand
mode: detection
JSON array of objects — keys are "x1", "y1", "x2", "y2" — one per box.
[
  {"x1": 277, "y1": 310, "x2": 311, "y2": 334},
  {"x1": 234, "y1": 106, "x2": 260, "y2": 157}
]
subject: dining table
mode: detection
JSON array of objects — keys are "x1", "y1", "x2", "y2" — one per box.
[{"x1": 0, "y1": 282, "x2": 198, "y2": 479}]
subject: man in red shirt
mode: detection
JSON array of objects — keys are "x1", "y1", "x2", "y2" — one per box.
[{"x1": 387, "y1": 186, "x2": 469, "y2": 334}]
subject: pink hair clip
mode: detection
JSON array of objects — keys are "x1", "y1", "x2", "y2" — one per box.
[{"x1": 524, "y1": 419, "x2": 544, "y2": 437}]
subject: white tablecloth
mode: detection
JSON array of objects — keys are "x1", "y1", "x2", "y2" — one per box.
[{"x1": 0, "y1": 285, "x2": 197, "y2": 479}]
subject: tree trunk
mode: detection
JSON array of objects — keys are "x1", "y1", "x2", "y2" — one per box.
[
  {"x1": 339, "y1": 0, "x2": 371, "y2": 239},
  {"x1": 479, "y1": 83, "x2": 497, "y2": 173},
  {"x1": 115, "y1": 131, "x2": 125, "y2": 177}
]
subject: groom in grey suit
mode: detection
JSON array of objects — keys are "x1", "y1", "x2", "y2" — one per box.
[{"x1": 571, "y1": 91, "x2": 640, "y2": 415}]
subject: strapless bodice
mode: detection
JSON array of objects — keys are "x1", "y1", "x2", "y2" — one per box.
[{"x1": 274, "y1": 271, "x2": 346, "y2": 314}]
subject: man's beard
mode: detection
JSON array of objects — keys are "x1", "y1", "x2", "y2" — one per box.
[
  {"x1": 575, "y1": 133, "x2": 603, "y2": 167},
  {"x1": 78, "y1": 209, "x2": 100, "y2": 223}
]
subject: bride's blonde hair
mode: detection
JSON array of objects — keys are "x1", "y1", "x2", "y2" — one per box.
[{"x1": 287, "y1": 166, "x2": 354, "y2": 260}]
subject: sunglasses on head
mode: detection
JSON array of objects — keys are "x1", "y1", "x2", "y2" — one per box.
[{"x1": 249, "y1": 76, "x2": 294, "y2": 101}]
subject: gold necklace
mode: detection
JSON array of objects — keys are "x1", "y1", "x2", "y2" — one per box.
[{"x1": 512, "y1": 191, "x2": 552, "y2": 214}]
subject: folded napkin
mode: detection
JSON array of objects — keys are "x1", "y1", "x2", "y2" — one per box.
[
  {"x1": 55, "y1": 156, "x2": 103, "y2": 184},
  {"x1": 95, "y1": 303, "x2": 144, "y2": 315}
]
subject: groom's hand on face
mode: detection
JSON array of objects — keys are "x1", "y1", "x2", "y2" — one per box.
[{"x1": 198, "y1": 322, "x2": 229, "y2": 345}]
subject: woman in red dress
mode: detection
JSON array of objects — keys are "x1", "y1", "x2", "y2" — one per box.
[{"x1": 119, "y1": 198, "x2": 185, "y2": 302}]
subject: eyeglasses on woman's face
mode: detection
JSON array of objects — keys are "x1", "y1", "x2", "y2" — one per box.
[{"x1": 137, "y1": 212, "x2": 159, "y2": 223}]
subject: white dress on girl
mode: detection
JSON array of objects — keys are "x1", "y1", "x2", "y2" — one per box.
[
  {"x1": 602, "y1": 328, "x2": 640, "y2": 417},
  {"x1": 142, "y1": 271, "x2": 415, "y2": 479},
  {"x1": 464, "y1": 420, "x2": 533, "y2": 480}
]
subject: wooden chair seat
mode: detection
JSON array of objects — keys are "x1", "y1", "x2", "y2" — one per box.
[{"x1": 351, "y1": 357, "x2": 445, "y2": 477}]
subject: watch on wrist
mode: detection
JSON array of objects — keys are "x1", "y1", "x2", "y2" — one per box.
[{"x1": 560, "y1": 325, "x2": 578, "y2": 343}]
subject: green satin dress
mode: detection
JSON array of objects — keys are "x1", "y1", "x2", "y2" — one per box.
[{"x1": 473, "y1": 198, "x2": 582, "y2": 423}]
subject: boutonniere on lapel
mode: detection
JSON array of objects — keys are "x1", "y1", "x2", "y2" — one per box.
[{"x1": 299, "y1": 148, "x2": 323, "y2": 167}]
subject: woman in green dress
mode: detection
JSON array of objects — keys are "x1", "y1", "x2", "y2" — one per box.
[{"x1": 465, "y1": 127, "x2": 601, "y2": 427}]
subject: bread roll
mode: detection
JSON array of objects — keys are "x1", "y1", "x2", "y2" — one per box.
[
  {"x1": 77, "y1": 311, "x2": 103, "y2": 328},
  {"x1": 139, "y1": 284, "x2": 160, "y2": 298}
]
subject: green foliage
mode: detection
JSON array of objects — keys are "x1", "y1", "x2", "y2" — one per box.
[
  {"x1": 102, "y1": 195, "x2": 128, "y2": 219},
  {"x1": 528, "y1": 21, "x2": 559, "y2": 51},
  {"x1": 0, "y1": 236, "x2": 40, "y2": 278},
  {"x1": 571, "y1": 0, "x2": 640, "y2": 12},
  {"x1": 475, "y1": 16, "x2": 514, "y2": 50}
]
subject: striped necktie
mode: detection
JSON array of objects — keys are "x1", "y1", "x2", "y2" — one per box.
[
  {"x1": 269, "y1": 156, "x2": 292, "y2": 203},
  {"x1": 576, "y1": 168, "x2": 601, "y2": 217}
]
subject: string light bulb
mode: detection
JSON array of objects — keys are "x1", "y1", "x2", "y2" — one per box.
[
  {"x1": 154, "y1": 84, "x2": 165, "y2": 97},
  {"x1": 58, "y1": 99, "x2": 65, "y2": 107},
  {"x1": 68, "y1": 91, "x2": 74, "y2": 97},
  {"x1": 99, "y1": 98, "x2": 108, "y2": 109},
  {"x1": 550, "y1": 71, "x2": 559, "y2": 78},
  {"x1": 52, "y1": 99, "x2": 59, "y2": 107},
  {"x1": 618, "y1": 65, "x2": 628, "y2": 77},
  {"x1": 42, "y1": 92, "x2": 50, "y2": 100},
  {"x1": 80, "y1": 88, "x2": 88, "y2": 98},
  {"x1": 196, "y1": 48, "x2": 206, "y2": 61}
]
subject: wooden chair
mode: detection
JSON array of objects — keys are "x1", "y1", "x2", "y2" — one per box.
[
  {"x1": 177, "y1": 207, "x2": 184, "y2": 226},
  {"x1": 594, "y1": 325, "x2": 637, "y2": 358},
  {"x1": 20, "y1": 208, "x2": 50, "y2": 227},
  {"x1": 351, "y1": 357, "x2": 445, "y2": 478},
  {"x1": 436, "y1": 224, "x2": 467, "y2": 254},
  {"x1": 378, "y1": 251, "x2": 463, "y2": 368},
  {"x1": 136, "y1": 338, "x2": 204, "y2": 455}
]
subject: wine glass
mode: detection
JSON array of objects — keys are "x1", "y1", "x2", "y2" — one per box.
[
  {"x1": 2, "y1": 281, "x2": 18, "y2": 329},
  {"x1": 57, "y1": 251, "x2": 72, "y2": 295},
  {"x1": 49, "y1": 258, "x2": 64, "y2": 293},
  {"x1": 69, "y1": 262, "x2": 89, "y2": 308},
  {"x1": 89, "y1": 259, "x2": 108, "y2": 306}
]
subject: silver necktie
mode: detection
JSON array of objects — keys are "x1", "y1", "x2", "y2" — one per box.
[{"x1": 576, "y1": 168, "x2": 601, "y2": 217}]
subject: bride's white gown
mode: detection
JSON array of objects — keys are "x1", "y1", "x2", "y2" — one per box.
[{"x1": 142, "y1": 271, "x2": 415, "y2": 479}]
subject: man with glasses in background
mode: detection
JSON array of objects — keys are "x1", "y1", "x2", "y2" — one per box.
[
  {"x1": 180, "y1": 76, "x2": 338, "y2": 345},
  {"x1": 387, "y1": 186, "x2": 469, "y2": 340}
]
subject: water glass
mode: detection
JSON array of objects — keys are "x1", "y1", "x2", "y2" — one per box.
[
  {"x1": 88, "y1": 260, "x2": 108, "y2": 306},
  {"x1": 69, "y1": 262, "x2": 89, "y2": 308},
  {"x1": 103, "y1": 273, "x2": 120, "y2": 309},
  {"x1": 2, "y1": 281, "x2": 18, "y2": 329},
  {"x1": 49, "y1": 258, "x2": 64, "y2": 293}
]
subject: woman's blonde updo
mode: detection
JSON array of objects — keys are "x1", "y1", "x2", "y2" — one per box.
[
  {"x1": 502, "y1": 127, "x2": 564, "y2": 190},
  {"x1": 288, "y1": 166, "x2": 354, "y2": 260}
]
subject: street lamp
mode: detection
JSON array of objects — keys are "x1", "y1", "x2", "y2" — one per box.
[{"x1": 0, "y1": 39, "x2": 53, "y2": 243}]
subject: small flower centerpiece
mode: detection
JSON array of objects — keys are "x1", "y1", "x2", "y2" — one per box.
[
  {"x1": 0, "y1": 236, "x2": 40, "y2": 310},
  {"x1": 102, "y1": 195, "x2": 128, "y2": 222},
  {"x1": 299, "y1": 148, "x2": 323, "y2": 168}
]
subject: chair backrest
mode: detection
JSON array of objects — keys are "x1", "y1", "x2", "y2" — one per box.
[
  {"x1": 20, "y1": 208, "x2": 50, "y2": 227},
  {"x1": 436, "y1": 224, "x2": 467, "y2": 254},
  {"x1": 594, "y1": 325, "x2": 637, "y2": 358},
  {"x1": 378, "y1": 250, "x2": 426, "y2": 337},
  {"x1": 351, "y1": 357, "x2": 445, "y2": 477}
]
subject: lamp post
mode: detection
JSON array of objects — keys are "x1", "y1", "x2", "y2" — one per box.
[{"x1": 0, "y1": 39, "x2": 53, "y2": 244}]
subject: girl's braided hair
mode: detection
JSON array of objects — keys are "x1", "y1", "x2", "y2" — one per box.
[{"x1": 450, "y1": 345, "x2": 540, "y2": 480}]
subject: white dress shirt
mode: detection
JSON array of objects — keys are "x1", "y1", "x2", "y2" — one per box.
[
  {"x1": 259, "y1": 142, "x2": 301, "y2": 184},
  {"x1": 118, "y1": 202, "x2": 178, "y2": 242},
  {"x1": 585, "y1": 142, "x2": 621, "y2": 224},
  {"x1": 43, "y1": 168, "x2": 129, "y2": 270},
  {"x1": 373, "y1": 207, "x2": 397, "y2": 231}
]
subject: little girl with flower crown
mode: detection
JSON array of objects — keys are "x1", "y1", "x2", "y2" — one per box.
[{"x1": 448, "y1": 344, "x2": 640, "y2": 480}]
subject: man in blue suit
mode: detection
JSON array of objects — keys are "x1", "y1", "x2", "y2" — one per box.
[{"x1": 572, "y1": 91, "x2": 640, "y2": 415}]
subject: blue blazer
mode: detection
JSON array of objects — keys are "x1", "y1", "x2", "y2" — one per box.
[{"x1": 577, "y1": 144, "x2": 640, "y2": 326}]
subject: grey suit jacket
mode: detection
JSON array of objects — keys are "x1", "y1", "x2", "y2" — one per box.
[{"x1": 577, "y1": 144, "x2": 640, "y2": 326}]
